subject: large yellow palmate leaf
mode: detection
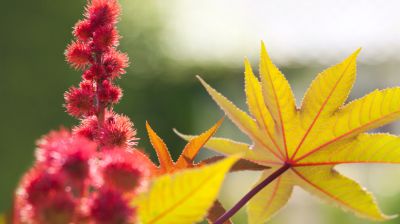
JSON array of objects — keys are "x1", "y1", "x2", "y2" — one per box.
[
  {"x1": 179, "y1": 42, "x2": 400, "y2": 223},
  {"x1": 133, "y1": 155, "x2": 239, "y2": 224}
]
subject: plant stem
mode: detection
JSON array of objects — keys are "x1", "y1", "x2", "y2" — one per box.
[
  {"x1": 96, "y1": 79, "x2": 105, "y2": 126},
  {"x1": 94, "y1": 53, "x2": 105, "y2": 128},
  {"x1": 214, "y1": 163, "x2": 291, "y2": 224}
]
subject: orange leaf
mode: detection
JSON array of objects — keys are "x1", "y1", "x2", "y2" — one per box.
[
  {"x1": 147, "y1": 119, "x2": 225, "y2": 175},
  {"x1": 175, "y1": 118, "x2": 224, "y2": 169},
  {"x1": 146, "y1": 121, "x2": 175, "y2": 173}
]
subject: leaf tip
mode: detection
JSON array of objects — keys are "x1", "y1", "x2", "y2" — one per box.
[
  {"x1": 374, "y1": 212, "x2": 398, "y2": 221},
  {"x1": 145, "y1": 120, "x2": 155, "y2": 135},
  {"x1": 244, "y1": 58, "x2": 253, "y2": 74},
  {"x1": 197, "y1": 75, "x2": 209, "y2": 88},
  {"x1": 216, "y1": 116, "x2": 225, "y2": 128},
  {"x1": 260, "y1": 40, "x2": 266, "y2": 49},
  {"x1": 348, "y1": 48, "x2": 362, "y2": 61},
  {"x1": 196, "y1": 74, "x2": 204, "y2": 82},
  {"x1": 260, "y1": 40, "x2": 273, "y2": 64}
]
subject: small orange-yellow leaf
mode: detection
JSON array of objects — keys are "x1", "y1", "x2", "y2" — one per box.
[
  {"x1": 175, "y1": 118, "x2": 224, "y2": 169},
  {"x1": 146, "y1": 121, "x2": 175, "y2": 173}
]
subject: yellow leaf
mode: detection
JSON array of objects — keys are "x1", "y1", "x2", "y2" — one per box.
[
  {"x1": 174, "y1": 130, "x2": 281, "y2": 165},
  {"x1": 134, "y1": 155, "x2": 240, "y2": 224},
  {"x1": 295, "y1": 87, "x2": 400, "y2": 161},
  {"x1": 292, "y1": 166, "x2": 392, "y2": 221},
  {"x1": 292, "y1": 49, "x2": 360, "y2": 158},
  {"x1": 193, "y1": 42, "x2": 400, "y2": 222},
  {"x1": 244, "y1": 59, "x2": 283, "y2": 158},
  {"x1": 198, "y1": 76, "x2": 284, "y2": 161},
  {"x1": 300, "y1": 133, "x2": 400, "y2": 165},
  {"x1": 259, "y1": 42, "x2": 297, "y2": 158},
  {"x1": 247, "y1": 169, "x2": 293, "y2": 224}
]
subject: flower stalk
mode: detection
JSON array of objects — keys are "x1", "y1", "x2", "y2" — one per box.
[{"x1": 214, "y1": 163, "x2": 291, "y2": 224}]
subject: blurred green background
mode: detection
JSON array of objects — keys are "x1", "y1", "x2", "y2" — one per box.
[{"x1": 1, "y1": 0, "x2": 400, "y2": 223}]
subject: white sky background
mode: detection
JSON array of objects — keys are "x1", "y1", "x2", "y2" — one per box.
[{"x1": 159, "y1": 0, "x2": 400, "y2": 65}]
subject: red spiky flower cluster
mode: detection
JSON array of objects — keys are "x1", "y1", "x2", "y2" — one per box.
[{"x1": 14, "y1": 1, "x2": 156, "y2": 223}]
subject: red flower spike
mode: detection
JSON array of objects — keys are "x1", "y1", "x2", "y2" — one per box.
[
  {"x1": 16, "y1": 1, "x2": 142, "y2": 222},
  {"x1": 85, "y1": 0, "x2": 121, "y2": 28},
  {"x1": 89, "y1": 188, "x2": 134, "y2": 224},
  {"x1": 73, "y1": 20, "x2": 93, "y2": 41},
  {"x1": 103, "y1": 49, "x2": 129, "y2": 79},
  {"x1": 93, "y1": 25, "x2": 119, "y2": 51},
  {"x1": 99, "y1": 149, "x2": 153, "y2": 193},
  {"x1": 65, "y1": 41, "x2": 92, "y2": 70}
]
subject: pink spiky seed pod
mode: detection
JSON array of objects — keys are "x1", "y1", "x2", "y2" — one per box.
[
  {"x1": 22, "y1": 169, "x2": 63, "y2": 206},
  {"x1": 89, "y1": 188, "x2": 135, "y2": 224},
  {"x1": 85, "y1": 0, "x2": 121, "y2": 28},
  {"x1": 64, "y1": 81, "x2": 96, "y2": 118},
  {"x1": 98, "y1": 79, "x2": 122, "y2": 104},
  {"x1": 99, "y1": 149, "x2": 153, "y2": 193},
  {"x1": 15, "y1": 177, "x2": 76, "y2": 224},
  {"x1": 35, "y1": 129, "x2": 72, "y2": 165},
  {"x1": 65, "y1": 41, "x2": 92, "y2": 70},
  {"x1": 103, "y1": 49, "x2": 129, "y2": 79},
  {"x1": 93, "y1": 25, "x2": 120, "y2": 51},
  {"x1": 83, "y1": 64, "x2": 106, "y2": 80},
  {"x1": 100, "y1": 111, "x2": 138, "y2": 148},
  {"x1": 73, "y1": 116, "x2": 98, "y2": 141},
  {"x1": 35, "y1": 129, "x2": 97, "y2": 183},
  {"x1": 74, "y1": 110, "x2": 138, "y2": 149},
  {"x1": 73, "y1": 20, "x2": 93, "y2": 41}
]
